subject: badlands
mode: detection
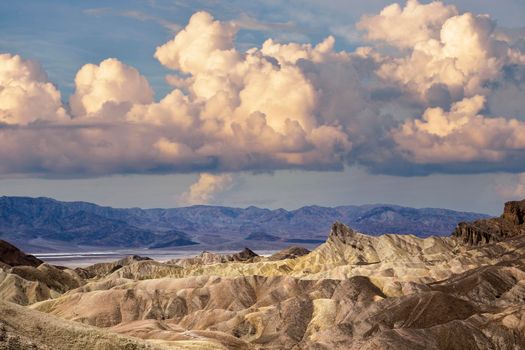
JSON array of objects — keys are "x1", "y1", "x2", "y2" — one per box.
[{"x1": 2, "y1": 200, "x2": 525, "y2": 349}]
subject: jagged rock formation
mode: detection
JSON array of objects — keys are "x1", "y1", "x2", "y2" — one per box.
[
  {"x1": 453, "y1": 199, "x2": 525, "y2": 245},
  {"x1": 504, "y1": 199, "x2": 525, "y2": 225},
  {"x1": 327, "y1": 221, "x2": 358, "y2": 244},
  {"x1": 30, "y1": 226, "x2": 525, "y2": 349},
  {"x1": 3, "y1": 200, "x2": 525, "y2": 349}
]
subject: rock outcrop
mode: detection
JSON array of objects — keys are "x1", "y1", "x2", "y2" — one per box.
[
  {"x1": 268, "y1": 246, "x2": 310, "y2": 261},
  {"x1": 328, "y1": 221, "x2": 357, "y2": 244},
  {"x1": 503, "y1": 199, "x2": 525, "y2": 225},
  {"x1": 31, "y1": 231, "x2": 525, "y2": 350},
  {"x1": 0, "y1": 263, "x2": 84, "y2": 305},
  {"x1": 0, "y1": 241, "x2": 84, "y2": 305},
  {"x1": 77, "y1": 255, "x2": 152, "y2": 278},
  {"x1": 453, "y1": 200, "x2": 525, "y2": 245},
  {"x1": 0, "y1": 240, "x2": 42, "y2": 267},
  {"x1": 167, "y1": 248, "x2": 259, "y2": 268}
]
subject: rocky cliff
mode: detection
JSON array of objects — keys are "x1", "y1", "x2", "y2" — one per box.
[
  {"x1": 453, "y1": 199, "x2": 525, "y2": 245},
  {"x1": 503, "y1": 199, "x2": 525, "y2": 225}
]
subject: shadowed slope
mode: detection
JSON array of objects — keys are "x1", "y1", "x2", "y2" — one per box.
[{"x1": 0, "y1": 240, "x2": 42, "y2": 267}]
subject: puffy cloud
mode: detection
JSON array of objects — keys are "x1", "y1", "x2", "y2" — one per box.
[
  {"x1": 354, "y1": 0, "x2": 525, "y2": 171},
  {"x1": 393, "y1": 96, "x2": 525, "y2": 163},
  {"x1": 0, "y1": 54, "x2": 68, "y2": 125},
  {"x1": 179, "y1": 173, "x2": 234, "y2": 205},
  {"x1": 126, "y1": 90, "x2": 195, "y2": 128},
  {"x1": 260, "y1": 36, "x2": 337, "y2": 65},
  {"x1": 70, "y1": 58, "x2": 154, "y2": 117},
  {"x1": 154, "y1": 11, "x2": 237, "y2": 73},
  {"x1": 357, "y1": 0, "x2": 458, "y2": 48},
  {"x1": 1, "y1": 2, "x2": 525, "y2": 179},
  {"x1": 154, "y1": 11, "x2": 323, "y2": 133},
  {"x1": 152, "y1": 10, "x2": 352, "y2": 165},
  {"x1": 0, "y1": 12, "x2": 353, "y2": 177},
  {"x1": 359, "y1": 0, "x2": 525, "y2": 106}
]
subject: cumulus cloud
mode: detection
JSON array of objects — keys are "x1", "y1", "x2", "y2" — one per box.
[
  {"x1": 356, "y1": 0, "x2": 525, "y2": 172},
  {"x1": 70, "y1": 58, "x2": 154, "y2": 117},
  {"x1": 393, "y1": 96, "x2": 525, "y2": 163},
  {"x1": 0, "y1": 11, "x2": 352, "y2": 177},
  {"x1": 1, "y1": 1, "x2": 525, "y2": 179},
  {"x1": 154, "y1": 11, "x2": 237, "y2": 74},
  {"x1": 357, "y1": 0, "x2": 525, "y2": 117},
  {"x1": 151, "y1": 10, "x2": 352, "y2": 169},
  {"x1": 0, "y1": 54, "x2": 67, "y2": 125},
  {"x1": 179, "y1": 173, "x2": 234, "y2": 205},
  {"x1": 357, "y1": 0, "x2": 458, "y2": 48}
]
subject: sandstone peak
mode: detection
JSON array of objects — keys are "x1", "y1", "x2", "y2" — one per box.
[
  {"x1": 328, "y1": 221, "x2": 357, "y2": 244},
  {"x1": 233, "y1": 247, "x2": 258, "y2": 260}
]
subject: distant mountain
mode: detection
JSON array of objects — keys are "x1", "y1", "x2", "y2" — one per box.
[{"x1": 0, "y1": 196, "x2": 490, "y2": 252}]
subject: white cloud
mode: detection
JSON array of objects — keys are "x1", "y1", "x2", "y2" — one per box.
[
  {"x1": 393, "y1": 96, "x2": 525, "y2": 163},
  {"x1": 359, "y1": 0, "x2": 525, "y2": 105},
  {"x1": 154, "y1": 11, "x2": 238, "y2": 73},
  {"x1": 70, "y1": 58, "x2": 154, "y2": 117},
  {"x1": 179, "y1": 173, "x2": 234, "y2": 205},
  {"x1": 0, "y1": 54, "x2": 67, "y2": 125},
  {"x1": 357, "y1": 0, "x2": 458, "y2": 48},
  {"x1": 1, "y1": 2, "x2": 525, "y2": 178}
]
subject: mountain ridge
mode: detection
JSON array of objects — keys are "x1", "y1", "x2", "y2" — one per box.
[{"x1": 0, "y1": 196, "x2": 490, "y2": 252}]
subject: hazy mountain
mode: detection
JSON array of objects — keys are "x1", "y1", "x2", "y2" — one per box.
[{"x1": 0, "y1": 196, "x2": 490, "y2": 251}]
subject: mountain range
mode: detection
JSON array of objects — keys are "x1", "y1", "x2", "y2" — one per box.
[{"x1": 0, "y1": 196, "x2": 490, "y2": 252}]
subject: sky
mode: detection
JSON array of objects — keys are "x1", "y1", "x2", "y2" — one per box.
[{"x1": 0, "y1": 0, "x2": 525, "y2": 214}]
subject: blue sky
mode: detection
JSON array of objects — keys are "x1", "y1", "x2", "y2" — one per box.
[
  {"x1": 1, "y1": 0, "x2": 524, "y2": 214},
  {"x1": 4, "y1": 0, "x2": 523, "y2": 98}
]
